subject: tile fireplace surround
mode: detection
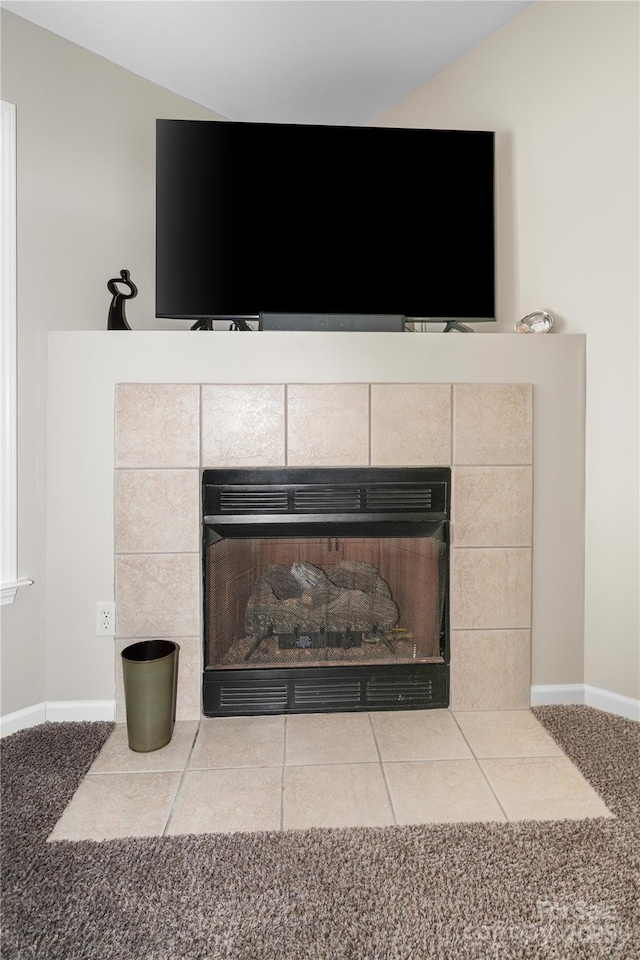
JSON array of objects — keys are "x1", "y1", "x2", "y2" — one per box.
[
  {"x1": 114, "y1": 381, "x2": 534, "y2": 719},
  {"x1": 44, "y1": 333, "x2": 586, "y2": 718}
]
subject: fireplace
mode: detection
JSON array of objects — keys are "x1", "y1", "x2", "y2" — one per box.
[
  {"x1": 110, "y1": 379, "x2": 539, "y2": 723},
  {"x1": 202, "y1": 467, "x2": 450, "y2": 716}
]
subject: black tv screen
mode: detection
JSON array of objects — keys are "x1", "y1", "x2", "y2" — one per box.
[{"x1": 156, "y1": 119, "x2": 495, "y2": 322}]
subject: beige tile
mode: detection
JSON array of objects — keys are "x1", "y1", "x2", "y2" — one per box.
[
  {"x1": 286, "y1": 712, "x2": 378, "y2": 765},
  {"x1": 450, "y1": 630, "x2": 531, "y2": 711},
  {"x1": 48, "y1": 772, "x2": 181, "y2": 841},
  {"x1": 189, "y1": 715, "x2": 285, "y2": 769},
  {"x1": 172, "y1": 637, "x2": 202, "y2": 721},
  {"x1": 115, "y1": 639, "x2": 125, "y2": 721},
  {"x1": 116, "y1": 554, "x2": 200, "y2": 638},
  {"x1": 385, "y1": 759, "x2": 506, "y2": 825},
  {"x1": 451, "y1": 548, "x2": 531, "y2": 629},
  {"x1": 370, "y1": 384, "x2": 451, "y2": 466},
  {"x1": 167, "y1": 767, "x2": 283, "y2": 835},
  {"x1": 370, "y1": 709, "x2": 472, "y2": 762},
  {"x1": 453, "y1": 466, "x2": 532, "y2": 547},
  {"x1": 201, "y1": 384, "x2": 285, "y2": 468},
  {"x1": 89, "y1": 721, "x2": 198, "y2": 774},
  {"x1": 116, "y1": 637, "x2": 201, "y2": 722},
  {"x1": 287, "y1": 384, "x2": 369, "y2": 466},
  {"x1": 283, "y1": 763, "x2": 393, "y2": 829},
  {"x1": 453, "y1": 710, "x2": 564, "y2": 758},
  {"x1": 115, "y1": 469, "x2": 199, "y2": 554},
  {"x1": 115, "y1": 384, "x2": 200, "y2": 468},
  {"x1": 454, "y1": 384, "x2": 532, "y2": 465},
  {"x1": 480, "y1": 757, "x2": 612, "y2": 821}
]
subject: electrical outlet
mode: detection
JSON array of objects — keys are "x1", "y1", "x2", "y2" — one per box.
[{"x1": 96, "y1": 601, "x2": 116, "y2": 637}]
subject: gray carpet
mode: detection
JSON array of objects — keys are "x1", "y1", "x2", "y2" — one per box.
[{"x1": 1, "y1": 706, "x2": 638, "y2": 960}]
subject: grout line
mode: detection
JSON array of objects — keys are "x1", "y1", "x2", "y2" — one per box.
[
  {"x1": 368, "y1": 753, "x2": 564, "y2": 765},
  {"x1": 368, "y1": 384, "x2": 372, "y2": 465},
  {"x1": 115, "y1": 550, "x2": 200, "y2": 557},
  {"x1": 184, "y1": 758, "x2": 385, "y2": 772},
  {"x1": 450, "y1": 383, "x2": 454, "y2": 467},
  {"x1": 449, "y1": 628, "x2": 531, "y2": 634},
  {"x1": 368, "y1": 712, "x2": 397, "y2": 826},
  {"x1": 449, "y1": 712, "x2": 510, "y2": 822},
  {"x1": 90, "y1": 769, "x2": 210, "y2": 776},
  {"x1": 111, "y1": 633, "x2": 200, "y2": 640},
  {"x1": 475, "y1": 757, "x2": 512, "y2": 818},
  {"x1": 268, "y1": 758, "x2": 390, "y2": 770},
  {"x1": 280, "y1": 715, "x2": 287, "y2": 830},
  {"x1": 185, "y1": 763, "x2": 284, "y2": 771},
  {"x1": 162, "y1": 721, "x2": 201, "y2": 837},
  {"x1": 199, "y1": 383, "x2": 203, "y2": 469},
  {"x1": 114, "y1": 467, "x2": 200, "y2": 471},
  {"x1": 447, "y1": 463, "x2": 534, "y2": 469},
  {"x1": 284, "y1": 384, "x2": 288, "y2": 465},
  {"x1": 114, "y1": 466, "x2": 201, "y2": 471},
  {"x1": 450, "y1": 546, "x2": 533, "y2": 551},
  {"x1": 475, "y1": 753, "x2": 567, "y2": 761}
]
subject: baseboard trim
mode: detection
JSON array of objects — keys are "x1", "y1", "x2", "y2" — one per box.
[
  {"x1": 0, "y1": 699, "x2": 116, "y2": 737},
  {"x1": 531, "y1": 684, "x2": 639, "y2": 721},
  {"x1": 45, "y1": 700, "x2": 116, "y2": 723},
  {"x1": 530, "y1": 684, "x2": 585, "y2": 706},
  {"x1": 583, "y1": 685, "x2": 640, "y2": 722},
  {"x1": 0, "y1": 702, "x2": 46, "y2": 737}
]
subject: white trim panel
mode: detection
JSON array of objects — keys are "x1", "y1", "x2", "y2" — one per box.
[
  {"x1": 0, "y1": 100, "x2": 33, "y2": 604},
  {"x1": 0, "y1": 699, "x2": 115, "y2": 736},
  {"x1": 530, "y1": 684, "x2": 585, "y2": 706},
  {"x1": 45, "y1": 700, "x2": 116, "y2": 723},
  {"x1": 584, "y1": 685, "x2": 640, "y2": 723},
  {"x1": 0, "y1": 100, "x2": 25, "y2": 604},
  {"x1": 531, "y1": 683, "x2": 639, "y2": 722},
  {"x1": 0, "y1": 702, "x2": 46, "y2": 737}
]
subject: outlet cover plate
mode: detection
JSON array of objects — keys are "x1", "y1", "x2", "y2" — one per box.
[{"x1": 96, "y1": 602, "x2": 116, "y2": 637}]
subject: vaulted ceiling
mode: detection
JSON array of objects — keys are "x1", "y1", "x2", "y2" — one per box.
[{"x1": 3, "y1": 1, "x2": 532, "y2": 124}]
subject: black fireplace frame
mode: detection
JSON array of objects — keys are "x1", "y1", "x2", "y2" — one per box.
[{"x1": 202, "y1": 466, "x2": 450, "y2": 716}]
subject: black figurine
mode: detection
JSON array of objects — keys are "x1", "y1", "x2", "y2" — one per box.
[{"x1": 107, "y1": 269, "x2": 137, "y2": 330}]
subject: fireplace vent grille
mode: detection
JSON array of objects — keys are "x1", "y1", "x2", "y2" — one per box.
[
  {"x1": 219, "y1": 683, "x2": 288, "y2": 710},
  {"x1": 219, "y1": 491, "x2": 289, "y2": 513},
  {"x1": 210, "y1": 480, "x2": 444, "y2": 518},
  {"x1": 206, "y1": 667, "x2": 447, "y2": 716},
  {"x1": 294, "y1": 488, "x2": 361, "y2": 512},
  {"x1": 294, "y1": 680, "x2": 362, "y2": 706},
  {"x1": 366, "y1": 488, "x2": 432, "y2": 511},
  {"x1": 367, "y1": 678, "x2": 434, "y2": 704}
]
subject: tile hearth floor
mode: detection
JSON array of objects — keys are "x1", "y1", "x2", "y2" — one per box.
[{"x1": 48, "y1": 709, "x2": 612, "y2": 842}]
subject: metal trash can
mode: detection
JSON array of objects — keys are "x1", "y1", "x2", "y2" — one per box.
[{"x1": 121, "y1": 639, "x2": 179, "y2": 752}]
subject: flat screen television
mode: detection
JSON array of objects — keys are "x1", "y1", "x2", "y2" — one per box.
[{"x1": 156, "y1": 119, "x2": 495, "y2": 324}]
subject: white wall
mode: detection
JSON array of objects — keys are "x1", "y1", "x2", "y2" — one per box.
[
  {"x1": 375, "y1": 1, "x2": 639, "y2": 699},
  {"x1": 0, "y1": 11, "x2": 222, "y2": 715}
]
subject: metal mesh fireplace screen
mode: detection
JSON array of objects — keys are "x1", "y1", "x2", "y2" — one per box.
[{"x1": 205, "y1": 534, "x2": 446, "y2": 670}]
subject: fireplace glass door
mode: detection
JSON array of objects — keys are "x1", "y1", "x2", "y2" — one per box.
[{"x1": 205, "y1": 531, "x2": 446, "y2": 671}]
